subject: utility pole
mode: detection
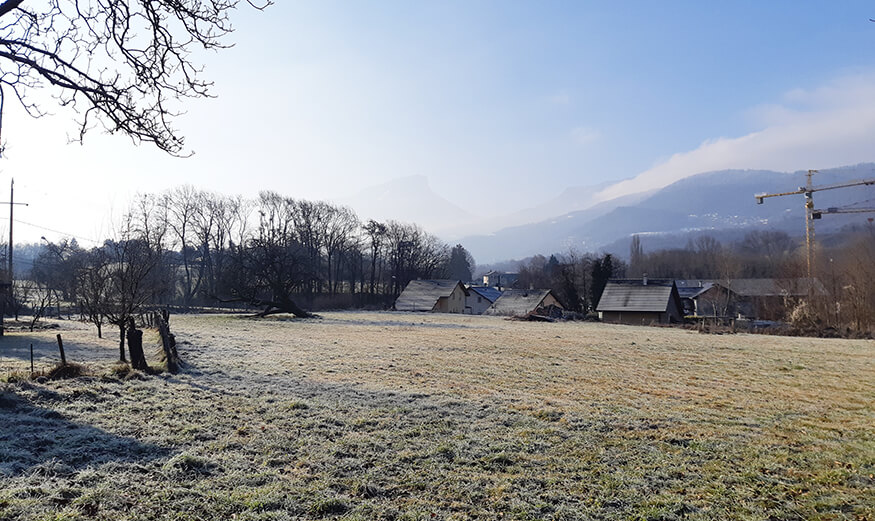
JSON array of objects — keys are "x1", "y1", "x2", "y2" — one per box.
[{"x1": 0, "y1": 178, "x2": 28, "y2": 336}]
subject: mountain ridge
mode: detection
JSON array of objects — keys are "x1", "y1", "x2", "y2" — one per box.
[{"x1": 459, "y1": 163, "x2": 875, "y2": 263}]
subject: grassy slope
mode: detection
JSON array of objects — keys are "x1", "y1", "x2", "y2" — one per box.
[{"x1": 0, "y1": 312, "x2": 872, "y2": 521}]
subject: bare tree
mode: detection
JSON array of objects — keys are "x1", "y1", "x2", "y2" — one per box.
[
  {"x1": 102, "y1": 208, "x2": 165, "y2": 362},
  {"x1": 363, "y1": 220, "x2": 386, "y2": 295},
  {"x1": 76, "y1": 248, "x2": 110, "y2": 338},
  {"x1": 322, "y1": 205, "x2": 359, "y2": 295},
  {"x1": 216, "y1": 192, "x2": 314, "y2": 318},
  {"x1": 0, "y1": 0, "x2": 268, "y2": 154},
  {"x1": 9, "y1": 279, "x2": 26, "y2": 320},
  {"x1": 628, "y1": 235, "x2": 644, "y2": 277},
  {"x1": 24, "y1": 281, "x2": 52, "y2": 331},
  {"x1": 163, "y1": 186, "x2": 203, "y2": 307}
]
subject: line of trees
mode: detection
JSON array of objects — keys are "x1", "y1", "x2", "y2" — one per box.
[
  {"x1": 516, "y1": 252, "x2": 626, "y2": 314},
  {"x1": 625, "y1": 230, "x2": 875, "y2": 332},
  {"x1": 508, "y1": 228, "x2": 874, "y2": 333},
  {"x1": 4, "y1": 187, "x2": 474, "y2": 357}
]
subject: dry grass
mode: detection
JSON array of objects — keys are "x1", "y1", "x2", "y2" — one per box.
[{"x1": 0, "y1": 312, "x2": 872, "y2": 520}]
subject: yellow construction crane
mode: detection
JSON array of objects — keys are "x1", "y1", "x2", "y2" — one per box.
[
  {"x1": 755, "y1": 169, "x2": 875, "y2": 278},
  {"x1": 812, "y1": 206, "x2": 875, "y2": 218}
]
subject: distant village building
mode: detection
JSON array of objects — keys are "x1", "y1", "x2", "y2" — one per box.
[
  {"x1": 597, "y1": 278, "x2": 684, "y2": 325},
  {"x1": 482, "y1": 270, "x2": 519, "y2": 289},
  {"x1": 675, "y1": 280, "x2": 729, "y2": 317},
  {"x1": 484, "y1": 289, "x2": 563, "y2": 317},
  {"x1": 394, "y1": 280, "x2": 468, "y2": 313},
  {"x1": 466, "y1": 286, "x2": 502, "y2": 315},
  {"x1": 676, "y1": 278, "x2": 827, "y2": 320}
]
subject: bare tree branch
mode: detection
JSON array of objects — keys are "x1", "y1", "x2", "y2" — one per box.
[{"x1": 0, "y1": 0, "x2": 261, "y2": 155}]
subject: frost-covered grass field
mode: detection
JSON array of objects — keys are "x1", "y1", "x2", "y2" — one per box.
[{"x1": 1, "y1": 312, "x2": 873, "y2": 521}]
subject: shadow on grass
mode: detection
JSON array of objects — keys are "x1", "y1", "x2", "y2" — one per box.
[
  {"x1": 0, "y1": 333, "x2": 64, "y2": 362},
  {"x1": 0, "y1": 330, "x2": 110, "y2": 372},
  {"x1": 0, "y1": 385, "x2": 169, "y2": 477}
]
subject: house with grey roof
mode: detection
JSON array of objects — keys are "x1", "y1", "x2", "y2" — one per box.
[
  {"x1": 394, "y1": 280, "x2": 468, "y2": 313},
  {"x1": 466, "y1": 286, "x2": 503, "y2": 315},
  {"x1": 484, "y1": 289, "x2": 563, "y2": 317},
  {"x1": 675, "y1": 280, "x2": 733, "y2": 317},
  {"x1": 597, "y1": 278, "x2": 684, "y2": 325},
  {"x1": 675, "y1": 278, "x2": 826, "y2": 320}
]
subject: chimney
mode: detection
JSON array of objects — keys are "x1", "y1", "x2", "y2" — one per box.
[{"x1": 642, "y1": 273, "x2": 648, "y2": 286}]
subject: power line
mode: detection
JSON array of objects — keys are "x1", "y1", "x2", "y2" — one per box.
[{"x1": 6, "y1": 218, "x2": 101, "y2": 244}]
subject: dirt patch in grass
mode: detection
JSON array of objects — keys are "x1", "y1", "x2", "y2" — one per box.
[{"x1": 0, "y1": 312, "x2": 872, "y2": 520}]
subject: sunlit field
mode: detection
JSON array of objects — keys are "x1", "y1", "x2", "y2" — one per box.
[{"x1": 1, "y1": 312, "x2": 873, "y2": 520}]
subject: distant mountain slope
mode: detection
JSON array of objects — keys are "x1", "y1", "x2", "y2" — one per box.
[
  {"x1": 342, "y1": 175, "x2": 475, "y2": 233},
  {"x1": 438, "y1": 180, "x2": 619, "y2": 239},
  {"x1": 461, "y1": 164, "x2": 875, "y2": 263}
]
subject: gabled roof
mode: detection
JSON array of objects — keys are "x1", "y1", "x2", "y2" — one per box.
[
  {"x1": 676, "y1": 278, "x2": 826, "y2": 297},
  {"x1": 597, "y1": 279, "x2": 680, "y2": 312},
  {"x1": 395, "y1": 280, "x2": 465, "y2": 311},
  {"x1": 467, "y1": 286, "x2": 502, "y2": 303},
  {"x1": 484, "y1": 289, "x2": 558, "y2": 316},
  {"x1": 675, "y1": 280, "x2": 716, "y2": 299},
  {"x1": 723, "y1": 278, "x2": 826, "y2": 297}
]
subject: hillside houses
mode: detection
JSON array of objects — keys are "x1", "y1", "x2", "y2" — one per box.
[
  {"x1": 394, "y1": 280, "x2": 560, "y2": 316},
  {"x1": 483, "y1": 289, "x2": 563, "y2": 317},
  {"x1": 396, "y1": 275, "x2": 823, "y2": 325},
  {"x1": 677, "y1": 278, "x2": 827, "y2": 320},
  {"x1": 394, "y1": 280, "x2": 468, "y2": 313}
]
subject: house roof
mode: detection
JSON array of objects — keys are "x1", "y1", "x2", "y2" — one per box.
[
  {"x1": 722, "y1": 278, "x2": 826, "y2": 297},
  {"x1": 676, "y1": 278, "x2": 826, "y2": 298},
  {"x1": 675, "y1": 280, "x2": 716, "y2": 299},
  {"x1": 395, "y1": 280, "x2": 465, "y2": 311},
  {"x1": 596, "y1": 279, "x2": 679, "y2": 312},
  {"x1": 467, "y1": 286, "x2": 502, "y2": 303},
  {"x1": 484, "y1": 289, "x2": 558, "y2": 316}
]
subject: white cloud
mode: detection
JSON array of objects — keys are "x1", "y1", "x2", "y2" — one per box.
[
  {"x1": 571, "y1": 126, "x2": 600, "y2": 145},
  {"x1": 595, "y1": 72, "x2": 875, "y2": 202}
]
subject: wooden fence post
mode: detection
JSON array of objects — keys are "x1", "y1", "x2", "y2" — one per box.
[{"x1": 56, "y1": 334, "x2": 66, "y2": 366}]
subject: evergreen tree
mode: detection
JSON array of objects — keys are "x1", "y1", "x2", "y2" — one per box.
[
  {"x1": 447, "y1": 244, "x2": 475, "y2": 282},
  {"x1": 590, "y1": 253, "x2": 615, "y2": 309}
]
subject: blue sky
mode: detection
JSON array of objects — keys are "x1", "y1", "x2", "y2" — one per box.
[{"x1": 2, "y1": 1, "x2": 875, "y2": 242}]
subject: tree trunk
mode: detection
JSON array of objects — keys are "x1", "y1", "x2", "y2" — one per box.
[
  {"x1": 254, "y1": 295, "x2": 315, "y2": 318},
  {"x1": 96, "y1": 321, "x2": 102, "y2": 338},
  {"x1": 118, "y1": 323, "x2": 127, "y2": 362},
  {"x1": 156, "y1": 311, "x2": 179, "y2": 373},
  {"x1": 126, "y1": 320, "x2": 148, "y2": 371}
]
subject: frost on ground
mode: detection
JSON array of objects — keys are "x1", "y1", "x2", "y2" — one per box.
[{"x1": 0, "y1": 312, "x2": 873, "y2": 520}]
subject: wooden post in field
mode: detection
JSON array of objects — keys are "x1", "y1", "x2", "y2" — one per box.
[{"x1": 56, "y1": 334, "x2": 66, "y2": 366}]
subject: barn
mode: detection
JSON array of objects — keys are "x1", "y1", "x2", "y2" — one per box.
[
  {"x1": 484, "y1": 289, "x2": 563, "y2": 316},
  {"x1": 597, "y1": 278, "x2": 684, "y2": 325},
  {"x1": 394, "y1": 280, "x2": 469, "y2": 313}
]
